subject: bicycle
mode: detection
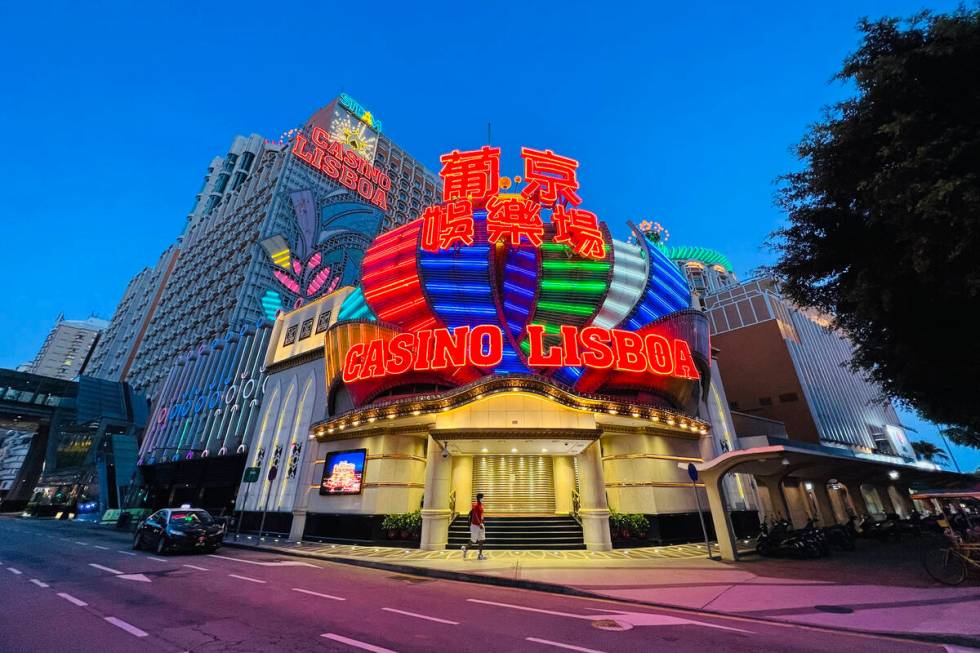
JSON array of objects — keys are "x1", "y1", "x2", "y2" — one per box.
[{"x1": 923, "y1": 528, "x2": 980, "y2": 585}]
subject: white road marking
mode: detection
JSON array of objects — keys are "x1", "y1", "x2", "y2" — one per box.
[
  {"x1": 467, "y1": 599, "x2": 584, "y2": 620},
  {"x1": 146, "y1": 556, "x2": 168, "y2": 562},
  {"x1": 30, "y1": 579, "x2": 49, "y2": 588},
  {"x1": 526, "y1": 637, "x2": 606, "y2": 653},
  {"x1": 292, "y1": 587, "x2": 345, "y2": 601},
  {"x1": 467, "y1": 598, "x2": 752, "y2": 634},
  {"x1": 118, "y1": 573, "x2": 152, "y2": 583},
  {"x1": 228, "y1": 573, "x2": 266, "y2": 584},
  {"x1": 89, "y1": 563, "x2": 123, "y2": 575},
  {"x1": 208, "y1": 553, "x2": 316, "y2": 567},
  {"x1": 118, "y1": 550, "x2": 137, "y2": 556},
  {"x1": 93, "y1": 545, "x2": 109, "y2": 550},
  {"x1": 58, "y1": 592, "x2": 87, "y2": 606},
  {"x1": 74, "y1": 541, "x2": 88, "y2": 545},
  {"x1": 320, "y1": 633, "x2": 397, "y2": 653},
  {"x1": 381, "y1": 607, "x2": 457, "y2": 624},
  {"x1": 183, "y1": 564, "x2": 209, "y2": 571},
  {"x1": 7, "y1": 567, "x2": 23, "y2": 575},
  {"x1": 104, "y1": 616, "x2": 148, "y2": 638}
]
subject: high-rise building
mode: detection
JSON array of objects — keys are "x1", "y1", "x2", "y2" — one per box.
[
  {"x1": 123, "y1": 95, "x2": 440, "y2": 401},
  {"x1": 85, "y1": 245, "x2": 178, "y2": 382},
  {"x1": 701, "y1": 276, "x2": 914, "y2": 460},
  {"x1": 27, "y1": 315, "x2": 108, "y2": 380}
]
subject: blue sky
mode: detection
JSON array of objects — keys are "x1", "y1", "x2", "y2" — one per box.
[{"x1": 0, "y1": 1, "x2": 974, "y2": 471}]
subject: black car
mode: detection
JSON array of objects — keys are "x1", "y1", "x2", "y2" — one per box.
[{"x1": 133, "y1": 507, "x2": 224, "y2": 555}]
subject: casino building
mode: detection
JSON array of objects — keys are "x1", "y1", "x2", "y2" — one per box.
[
  {"x1": 127, "y1": 95, "x2": 441, "y2": 513},
  {"x1": 236, "y1": 148, "x2": 744, "y2": 550}
]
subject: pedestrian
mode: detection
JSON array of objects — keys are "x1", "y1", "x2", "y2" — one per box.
[{"x1": 461, "y1": 493, "x2": 487, "y2": 560}]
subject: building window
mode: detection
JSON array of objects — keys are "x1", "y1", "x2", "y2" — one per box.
[
  {"x1": 315, "y1": 311, "x2": 331, "y2": 334},
  {"x1": 283, "y1": 325, "x2": 298, "y2": 346},
  {"x1": 299, "y1": 318, "x2": 314, "y2": 340}
]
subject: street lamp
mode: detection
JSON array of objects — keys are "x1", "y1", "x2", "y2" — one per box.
[{"x1": 888, "y1": 470, "x2": 900, "y2": 481}]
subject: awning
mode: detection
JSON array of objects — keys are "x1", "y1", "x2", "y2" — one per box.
[{"x1": 695, "y1": 436, "x2": 972, "y2": 488}]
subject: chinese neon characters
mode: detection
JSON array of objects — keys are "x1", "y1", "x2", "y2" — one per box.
[{"x1": 420, "y1": 146, "x2": 606, "y2": 258}]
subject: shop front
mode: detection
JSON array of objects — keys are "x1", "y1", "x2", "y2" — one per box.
[{"x1": 291, "y1": 143, "x2": 719, "y2": 550}]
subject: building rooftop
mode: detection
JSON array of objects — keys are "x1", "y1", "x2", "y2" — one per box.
[{"x1": 661, "y1": 245, "x2": 733, "y2": 273}]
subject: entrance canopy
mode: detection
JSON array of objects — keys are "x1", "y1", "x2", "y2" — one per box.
[{"x1": 695, "y1": 436, "x2": 969, "y2": 488}]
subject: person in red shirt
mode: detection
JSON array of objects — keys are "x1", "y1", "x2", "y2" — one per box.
[{"x1": 461, "y1": 493, "x2": 486, "y2": 560}]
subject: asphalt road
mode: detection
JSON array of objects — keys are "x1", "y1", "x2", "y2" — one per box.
[{"x1": 0, "y1": 517, "x2": 955, "y2": 653}]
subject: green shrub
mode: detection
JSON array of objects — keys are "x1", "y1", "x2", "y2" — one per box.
[{"x1": 628, "y1": 513, "x2": 650, "y2": 538}]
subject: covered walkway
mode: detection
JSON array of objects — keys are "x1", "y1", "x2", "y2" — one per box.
[{"x1": 694, "y1": 436, "x2": 972, "y2": 561}]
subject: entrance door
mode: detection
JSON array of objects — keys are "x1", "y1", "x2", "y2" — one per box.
[{"x1": 473, "y1": 455, "x2": 555, "y2": 514}]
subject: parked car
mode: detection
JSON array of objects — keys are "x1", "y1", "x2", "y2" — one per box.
[{"x1": 132, "y1": 506, "x2": 224, "y2": 555}]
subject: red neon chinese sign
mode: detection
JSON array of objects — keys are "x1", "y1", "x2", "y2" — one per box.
[
  {"x1": 420, "y1": 145, "x2": 606, "y2": 259},
  {"x1": 341, "y1": 324, "x2": 700, "y2": 384},
  {"x1": 292, "y1": 127, "x2": 392, "y2": 210}
]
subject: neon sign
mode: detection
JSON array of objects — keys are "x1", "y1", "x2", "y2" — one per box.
[
  {"x1": 338, "y1": 93, "x2": 382, "y2": 133},
  {"x1": 292, "y1": 126, "x2": 391, "y2": 210},
  {"x1": 421, "y1": 146, "x2": 607, "y2": 258},
  {"x1": 341, "y1": 324, "x2": 700, "y2": 384}
]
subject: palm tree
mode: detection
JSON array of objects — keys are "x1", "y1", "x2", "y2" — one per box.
[{"x1": 911, "y1": 440, "x2": 950, "y2": 463}]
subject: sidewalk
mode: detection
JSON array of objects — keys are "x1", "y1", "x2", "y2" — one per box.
[{"x1": 225, "y1": 534, "x2": 980, "y2": 646}]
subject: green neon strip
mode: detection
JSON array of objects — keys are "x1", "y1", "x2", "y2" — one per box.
[
  {"x1": 540, "y1": 280, "x2": 607, "y2": 293},
  {"x1": 541, "y1": 260, "x2": 610, "y2": 272},
  {"x1": 537, "y1": 301, "x2": 597, "y2": 316},
  {"x1": 540, "y1": 242, "x2": 609, "y2": 255}
]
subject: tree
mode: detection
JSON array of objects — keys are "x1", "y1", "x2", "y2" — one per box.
[
  {"x1": 769, "y1": 9, "x2": 980, "y2": 448},
  {"x1": 910, "y1": 440, "x2": 949, "y2": 463}
]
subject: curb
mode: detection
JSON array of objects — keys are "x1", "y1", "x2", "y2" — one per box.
[{"x1": 224, "y1": 539, "x2": 980, "y2": 649}]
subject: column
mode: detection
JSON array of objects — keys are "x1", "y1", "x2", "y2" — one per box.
[
  {"x1": 420, "y1": 436, "x2": 452, "y2": 551},
  {"x1": 576, "y1": 442, "x2": 612, "y2": 551},
  {"x1": 877, "y1": 486, "x2": 896, "y2": 514},
  {"x1": 553, "y1": 456, "x2": 576, "y2": 515},
  {"x1": 811, "y1": 482, "x2": 839, "y2": 526},
  {"x1": 757, "y1": 476, "x2": 789, "y2": 520},
  {"x1": 450, "y1": 455, "x2": 473, "y2": 517},
  {"x1": 705, "y1": 473, "x2": 738, "y2": 561},
  {"x1": 844, "y1": 482, "x2": 869, "y2": 517}
]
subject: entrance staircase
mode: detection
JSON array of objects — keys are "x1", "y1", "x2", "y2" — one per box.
[{"x1": 447, "y1": 515, "x2": 585, "y2": 550}]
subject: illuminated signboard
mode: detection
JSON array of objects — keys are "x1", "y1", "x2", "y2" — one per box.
[
  {"x1": 292, "y1": 126, "x2": 391, "y2": 210},
  {"x1": 338, "y1": 93, "x2": 382, "y2": 133},
  {"x1": 341, "y1": 325, "x2": 699, "y2": 383},
  {"x1": 421, "y1": 146, "x2": 606, "y2": 259},
  {"x1": 319, "y1": 449, "x2": 367, "y2": 495},
  {"x1": 321, "y1": 144, "x2": 709, "y2": 414}
]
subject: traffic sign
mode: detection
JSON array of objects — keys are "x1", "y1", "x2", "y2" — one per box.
[
  {"x1": 267, "y1": 465, "x2": 278, "y2": 482},
  {"x1": 687, "y1": 463, "x2": 699, "y2": 482},
  {"x1": 243, "y1": 467, "x2": 260, "y2": 483}
]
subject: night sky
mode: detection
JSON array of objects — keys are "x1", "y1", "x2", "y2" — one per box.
[{"x1": 1, "y1": 1, "x2": 973, "y2": 471}]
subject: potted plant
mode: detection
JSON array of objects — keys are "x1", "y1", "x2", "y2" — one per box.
[
  {"x1": 382, "y1": 514, "x2": 400, "y2": 539},
  {"x1": 609, "y1": 511, "x2": 630, "y2": 539},
  {"x1": 628, "y1": 514, "x2": 650, "y2": 540},
  {"x1": 405, "y1": 510, "x2": 422, "y2": 539}
]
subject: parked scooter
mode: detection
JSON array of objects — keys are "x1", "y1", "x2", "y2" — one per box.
[{"x1": 756, "y1": 519, "x2": 824, "y2": 559}]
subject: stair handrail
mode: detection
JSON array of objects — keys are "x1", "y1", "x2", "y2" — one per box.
[
  {"x1": 449, "y1": 489, "x2": 457, "y2": 521},
  {"x1": 571, "y1": 488, "x2": 582, "y2": 525}
]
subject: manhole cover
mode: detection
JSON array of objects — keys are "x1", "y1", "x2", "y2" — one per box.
[
  {"x1": 591, "y1": 619, "x2": 631, "y2": 631},
  {"x1": 814, "y1": 605, "x2": 854, "y2": 614}
]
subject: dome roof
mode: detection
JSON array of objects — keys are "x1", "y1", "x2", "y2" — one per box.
[{"x1": 661, "y1": 245, "x2": 733, "y2": 273}]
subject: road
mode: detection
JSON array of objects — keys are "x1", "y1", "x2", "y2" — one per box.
[{"x1": 0, "y1": 517, "x2": 955, "y2": 653}]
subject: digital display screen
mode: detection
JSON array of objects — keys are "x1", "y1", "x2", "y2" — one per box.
[{"x1": 319, "y1": 449, "x2": 366, "y2": 495}]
